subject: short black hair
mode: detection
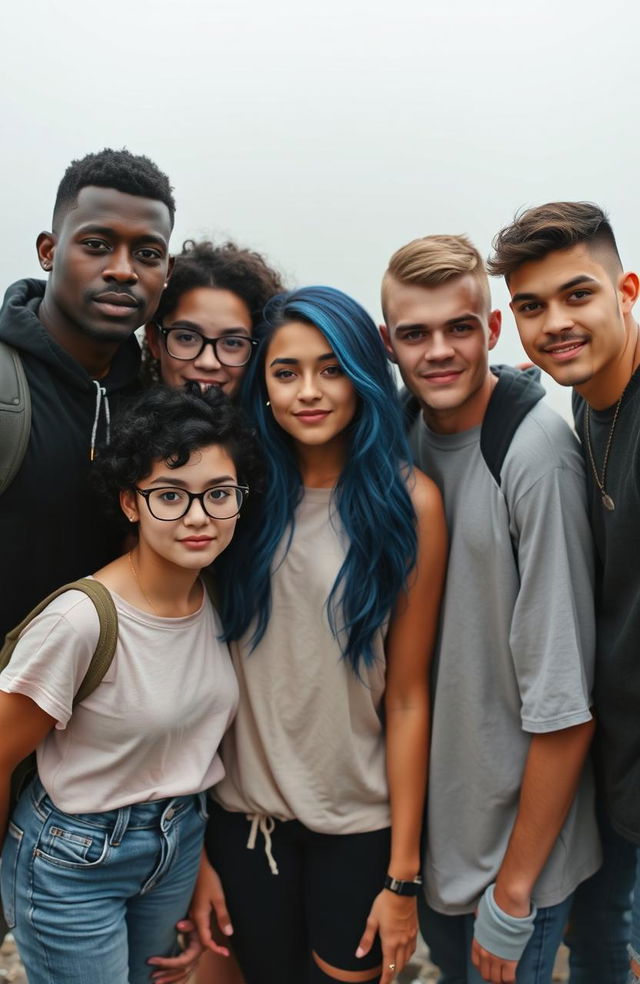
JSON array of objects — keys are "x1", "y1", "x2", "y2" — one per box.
[
  {"x1": 52, "y1": 147, "x2": 175, "y2": 230},
  {"x1": 92, "y1": 384, "x2": 263, "y2": 533}
]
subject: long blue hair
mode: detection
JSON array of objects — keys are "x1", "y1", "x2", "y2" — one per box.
[{"x1": 216, "y1": 285, "x2": 417, "y2": 674}]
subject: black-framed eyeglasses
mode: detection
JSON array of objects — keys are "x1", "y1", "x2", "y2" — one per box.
[
  {"x1": 135, "y1": 485, "x2": 249, "y2": 521},
  {"x1": 157, "y1": 323, "x2": 258, "y2": 367}
]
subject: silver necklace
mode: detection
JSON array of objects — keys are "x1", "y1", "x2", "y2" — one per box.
[
  {"x1": 128, "y1": 551, "x2": 159, "y2": 614},
  {"x1": 584, "y1": 397, "x2": 623, "y2": 511}
]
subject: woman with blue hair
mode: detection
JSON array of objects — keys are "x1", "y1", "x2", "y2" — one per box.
[{"x1": 189, "y1": 285, "x2": 447, "y2": 984}]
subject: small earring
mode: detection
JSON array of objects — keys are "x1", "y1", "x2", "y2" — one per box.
[
  {"x1": 265, "y1": 400, "x2": 271, "y2": 407},
  {"x1": 42, "y1": 262, "x2": 50, "y2": 270}
]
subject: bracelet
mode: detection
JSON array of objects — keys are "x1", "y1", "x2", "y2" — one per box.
[
  {"x1": 474, "y1": 883, "x2": 537, "y2": 961},
  {"x1": 384, "y1": 873, "x2": 423, "y2": 897}
]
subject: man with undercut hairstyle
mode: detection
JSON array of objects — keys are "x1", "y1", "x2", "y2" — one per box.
[
  {"x1": 380, "y1": 234, "x2": 600, "y2": 983},
  {"x1": 490, "y1": 202, "x2": 639, "y2": 984},
  {"x1": 0, "y1": 148, "x2": 175, "y2": 644}
]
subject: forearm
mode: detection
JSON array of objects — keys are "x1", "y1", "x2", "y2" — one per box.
[
  {"x1": 495, "y1": 718, "x2": 595, "y2": 915},
  {"x1": 385, "y1": 694, "x2": 429, "y2": 879}
]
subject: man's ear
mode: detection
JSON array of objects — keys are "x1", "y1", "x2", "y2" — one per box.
[
  {"x1": 165, "y1": 254, "x2": 175, "y2": 286},
  {"x1": 379, "y1": 323, "x2": 397, "y2": 362},
  {"x1": 487, "y1": 309, "x2": 502, "y2": 351},
  {"x1": 619, "y1": 271, "x2": 639, "y2": 314},
  {"x1": 145, "y1": 323, "x2": 162, "y2": 359},
  {"x1": 36, "y1": 231, "x2": 56, "y2": 273}
]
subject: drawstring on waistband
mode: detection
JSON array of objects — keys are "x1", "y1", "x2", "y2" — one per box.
[
  {"x1": 246, "y1": 814, "x2": 279, "y2": 875},
  {"x1": 90, "y1": 380, "x2": 112, "y2": 461}
]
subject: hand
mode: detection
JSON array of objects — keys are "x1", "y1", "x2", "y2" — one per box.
[
  {"x1": 471, "y1": 883, "x2": 530, "y2": 983},
  {"x1": 471, "y1": 939, "x2": 518, "y2": 984},
  {"x1": 356, "y1": 890, "x2": 417, "y2": 983},
  {"x1": 147, "y1": 920, "x2": 205, "y2": 984},
  {"x1": 189, "y1": 853, "x2": 234, "y2": 957}
]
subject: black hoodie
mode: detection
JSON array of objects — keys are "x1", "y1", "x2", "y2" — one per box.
[{"x1": 0, "y1": 279, "x2": 141, "y2": 640}]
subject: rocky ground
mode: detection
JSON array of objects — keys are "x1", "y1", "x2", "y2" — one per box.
[{"x1": 0, "y1": 933, "x2": 569, "y2": 983}]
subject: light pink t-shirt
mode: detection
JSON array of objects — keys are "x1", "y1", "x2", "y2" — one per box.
[{"x1": 0, "y1": 586, "x2": 238, "y2": 813}]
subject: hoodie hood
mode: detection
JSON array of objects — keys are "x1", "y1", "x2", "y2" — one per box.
[{"x1": 0, "y1": 278, "x2": 140, "y2": 392}]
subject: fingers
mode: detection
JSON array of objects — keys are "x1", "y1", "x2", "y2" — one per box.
[
  {"x1": 355, "y1": 915, "x2": 378, "y2": 959},
  {"x1": 471, "y1": 940, "x2": 518, "y2": 983},
  {"x1": 210, "y1": 890, "x2": 234, "y2": 938}
]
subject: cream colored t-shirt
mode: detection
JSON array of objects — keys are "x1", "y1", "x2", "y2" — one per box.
[
  {"x1": 0, "y1": 586, "x2": 238, "y2": 813},
  {"x1": 214, "y1": 487, "x2": 390, "y2": 834}
]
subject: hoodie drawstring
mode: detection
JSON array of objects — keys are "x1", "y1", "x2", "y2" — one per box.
[
  {"x1": 246, "y1": 814, "x2": 280, "y2": 875},
  {"x1": 90, "y1": 380, "x2": 111, "y2": 461}
]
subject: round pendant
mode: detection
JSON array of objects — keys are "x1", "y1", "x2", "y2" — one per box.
[{"x1": 602, "y1": 493, "x2": 615, "y2": 511}]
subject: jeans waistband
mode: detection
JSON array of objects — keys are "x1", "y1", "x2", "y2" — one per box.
[{"x1": 30, "y1": 777, "x2": 205, "y2": 845}]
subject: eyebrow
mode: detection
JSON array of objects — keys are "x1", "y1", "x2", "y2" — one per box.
[
  {"x1": 394, "y1": 313, "x2": 482, "y2": 331},
  {"x1": 147, "y1": 475, "x2": 236, "y2": 487},
  {"x1": 269, "y1": 352, "x2": 335, "y2": 367},
  {"x1": 511, "y1": 275, "x2": 599, "y2": 305},
  {"x1": 167, "y1": 320, "x2": 250, "y2": 335},
  {"x1": 76, "y1": 224, "x2": 168, "y2": 248}
]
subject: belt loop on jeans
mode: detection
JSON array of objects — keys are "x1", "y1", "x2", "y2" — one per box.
[{"x1": 109, "y1": 806, "x2": 131, "y2": 847}]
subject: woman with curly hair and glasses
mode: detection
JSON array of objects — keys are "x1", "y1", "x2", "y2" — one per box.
[
  {"x1": 142, "y1": 239, "x2": 285, "y2": 397},
  {"x1": 0, "y1": 386, "x2": 262, "y2": 984}
]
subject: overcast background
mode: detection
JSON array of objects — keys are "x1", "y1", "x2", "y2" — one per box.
[{"x1": 3, "y1": 0, "x2": 639, "y2": 417}]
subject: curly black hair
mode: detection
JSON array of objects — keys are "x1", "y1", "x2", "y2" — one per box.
[
  {"x1": 141, "y1": 239, "x2": 284, "y2": 385},
  {"x1": 92, "y1": 384, "x2": 263, "y2": 533},
  {"x1": 53, "y1": 147, "x2": 175, "y2": 230}
]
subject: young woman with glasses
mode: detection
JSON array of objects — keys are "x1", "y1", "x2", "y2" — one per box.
[
  {"x1": 185, "y1": 286, "x2": 447, "y2": 984},
  {"x1": 143, "y1": 239, "x2": 284, "y2": 398},
  {"x1": 0, "y1": 386, "x2": 262, "y2": 984}
]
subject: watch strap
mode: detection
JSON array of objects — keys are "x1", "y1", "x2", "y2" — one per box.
[{"x1": 384, "y1": 873, "x2": 423, "y2": 897}]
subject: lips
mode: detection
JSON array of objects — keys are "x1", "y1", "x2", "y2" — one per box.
[
  {"x1": 92, "y1": 291, "x2": 140, "y2": 317},
  {"x1": 543, "y1": 339, "x2": 587, "y2": 360},
  {"x1": 180, "y1": 537, "x2": 215, "y2": 549},
  {"x1": 421, "y1": 369, "x2": 463, "y2": 384},
  {"x1": 294, "y1": 410, "x2": 331, "y2": 422}
]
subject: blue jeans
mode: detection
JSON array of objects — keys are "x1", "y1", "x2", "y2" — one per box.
[
  {"x1": 419, "y1": 892, "x2": 573, "y2": 984},
  {"x1": 626, "y1": 844, "x2": 640, "y2": 984},
  {"x1": 1, "y1": 777, "x2": 208, "y2": 984},
  {"x1": 565, "y1": 805, "x2": 634, "y2": 983}
]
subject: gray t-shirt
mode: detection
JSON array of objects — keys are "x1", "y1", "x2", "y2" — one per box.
[{"x1": 409, "y1": 400, "x2": 601, "y2": 914}]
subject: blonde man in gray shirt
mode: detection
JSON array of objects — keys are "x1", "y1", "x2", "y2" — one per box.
[{"x1": 380, "y1": 235, "x2": 600, "y2": 984}]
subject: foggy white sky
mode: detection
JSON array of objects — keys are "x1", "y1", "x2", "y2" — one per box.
[{"x1": 3, "y1": 0, "x2": 639, "y2": 417}]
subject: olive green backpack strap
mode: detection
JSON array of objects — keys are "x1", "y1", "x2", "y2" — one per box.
[
  {"x1": 0, "y1": 578, "x2": 118, "y2": 705},
  {"x1": 0, "y1": 340, "x2": 31, "y2": 496}
]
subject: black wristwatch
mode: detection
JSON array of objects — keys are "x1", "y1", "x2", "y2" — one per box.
[{"x1": 384, "y1": 873, "x2": 423, "y2": 897}]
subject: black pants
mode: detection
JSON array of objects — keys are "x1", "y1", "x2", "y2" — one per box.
[{"x1": 205, "y1": 802, "x2": 390, "y2": 984}]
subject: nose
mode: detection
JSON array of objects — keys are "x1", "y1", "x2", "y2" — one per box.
[
  {"x1": 426, "y1": 331, "x2": 456, "y2": 362},
  {"x1": 102, "y1": 246, "x2": 138, "y2": 284},
  {"x1": 194, "y1": 339, "x2": 223, "y2": 371},
  {"x1": 298, "y1": 371, "x2": 322, "y2": 401},
  {"x1": 543, "y1": 301, "x2": 574, "y2": 334},
  {"x1": 183, "y1": 495, "x2": 209, "y2": 526}
]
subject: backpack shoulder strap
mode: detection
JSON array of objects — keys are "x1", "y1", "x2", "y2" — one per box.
[
  {"x1": 0, "y1": 341, "x2": 31, "y2": 496},
  {"x1": 0, "y1": 578, "x2": 118, "y2": 705},
  {"x1": 480, "y1": 366, "x2": 545, "y2": 487}
]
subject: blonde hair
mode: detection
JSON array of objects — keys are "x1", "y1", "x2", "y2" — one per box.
[{"x1": 382, "y1": 234, "x2": 491, "y2": 317}]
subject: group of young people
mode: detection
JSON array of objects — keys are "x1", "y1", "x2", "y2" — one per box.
[{"x1": 0, "y1": 147, "x2": 637, "y2": 984}]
